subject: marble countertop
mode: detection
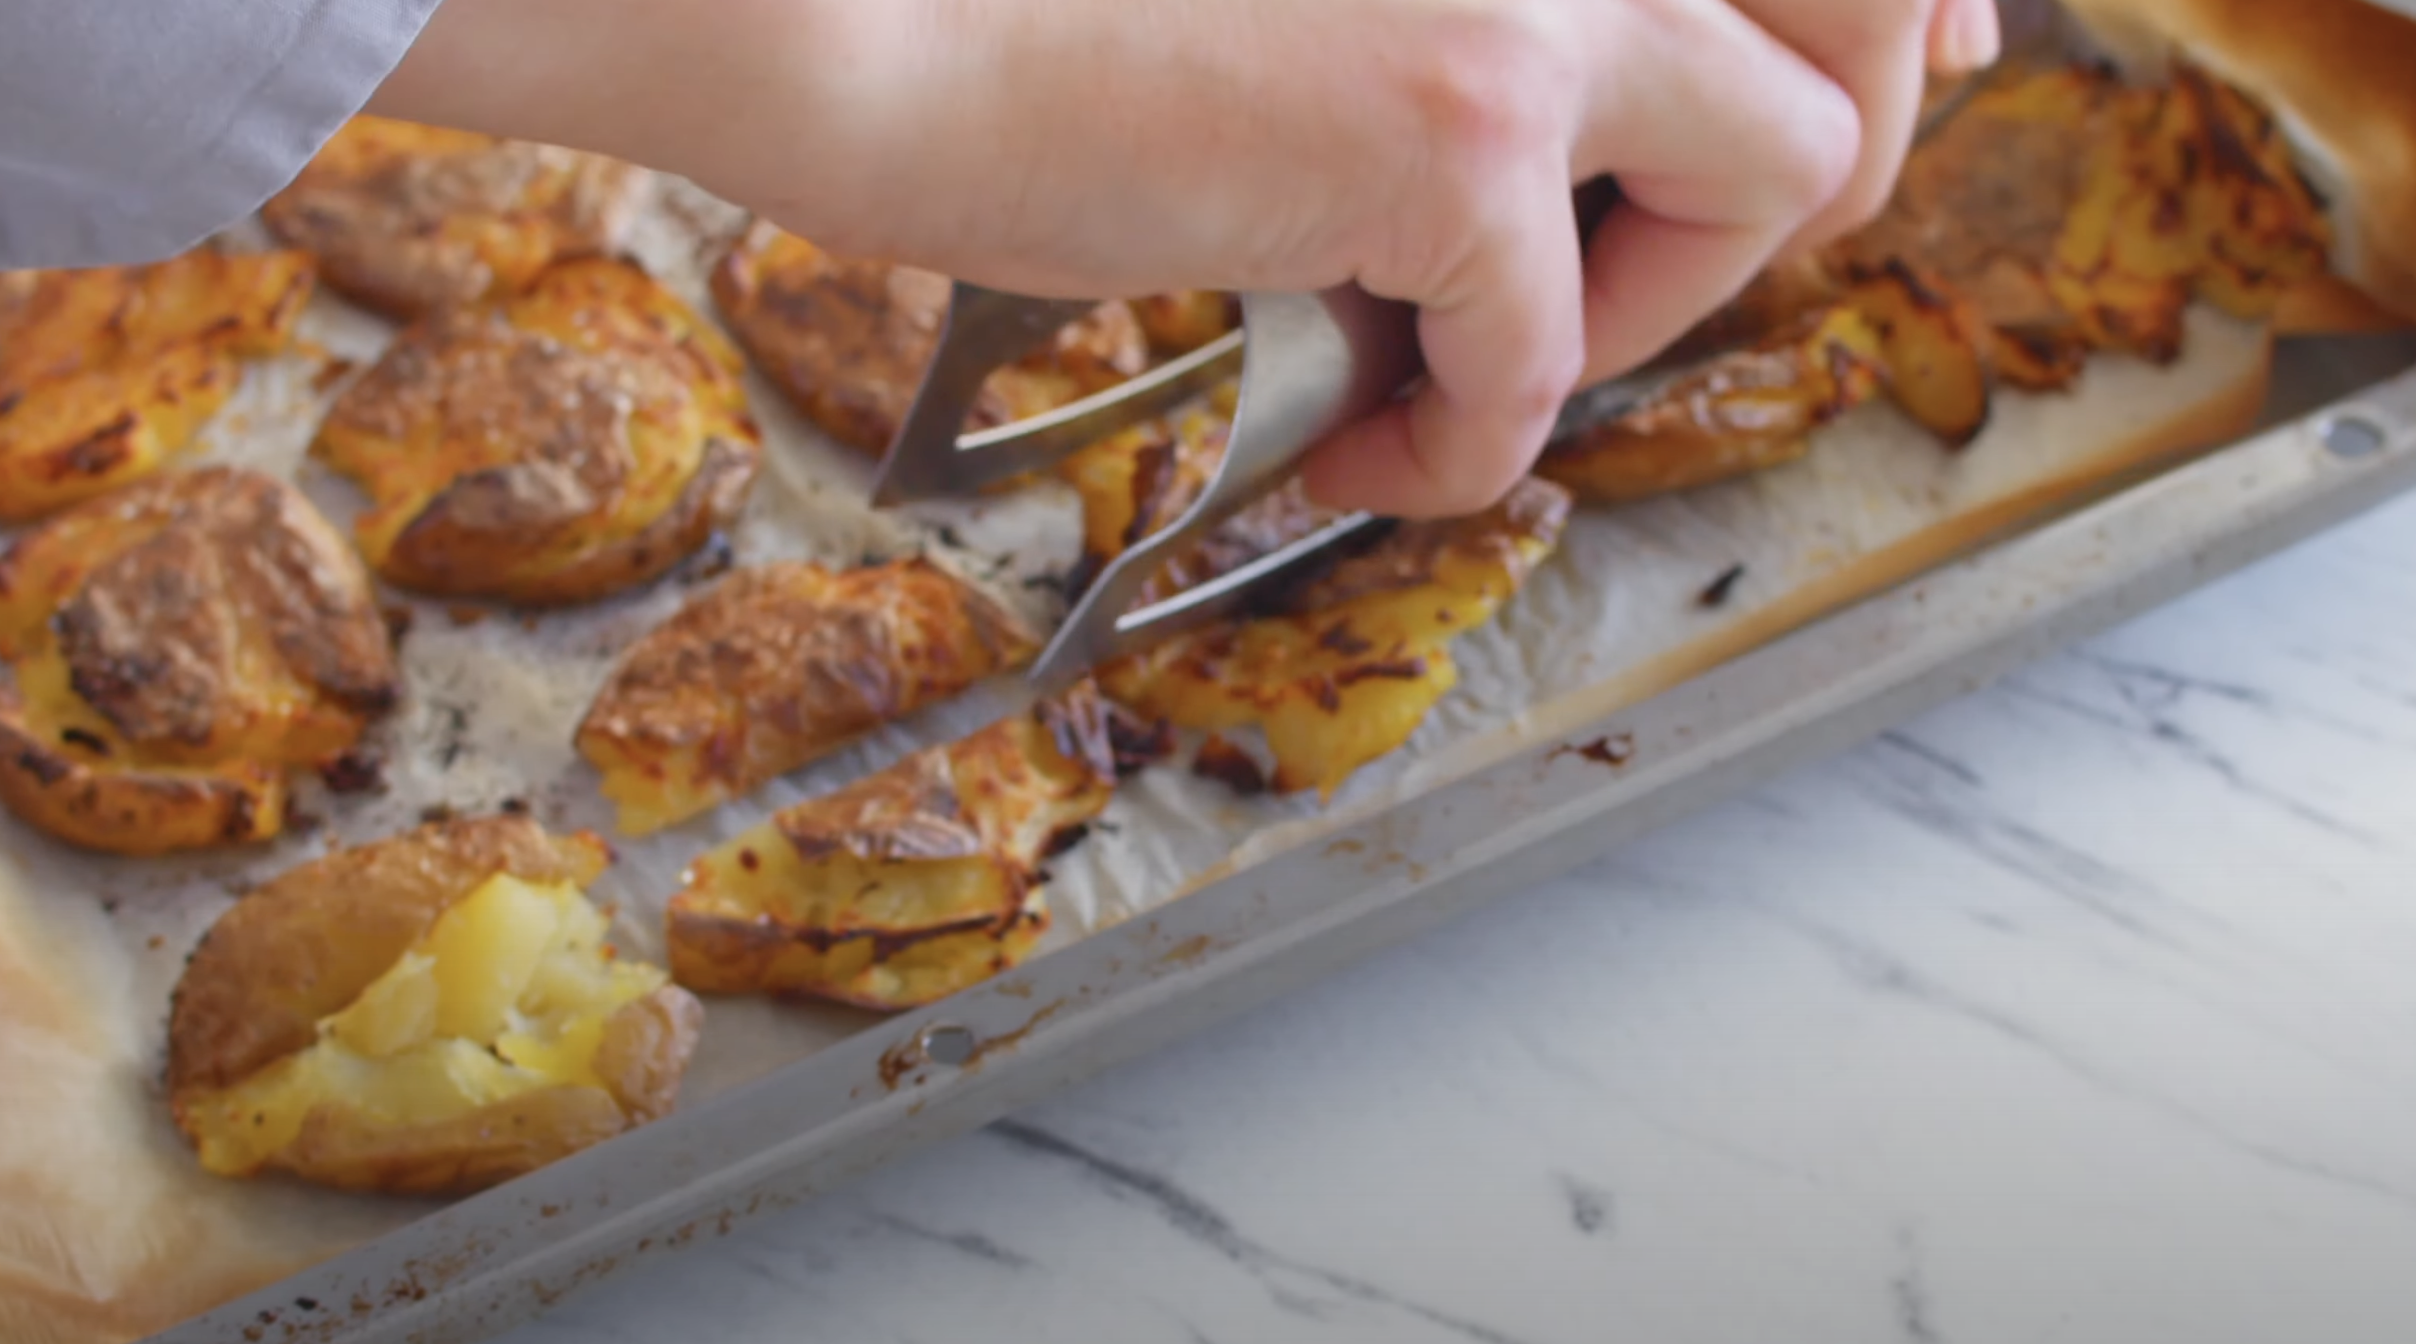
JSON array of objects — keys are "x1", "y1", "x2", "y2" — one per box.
[{"x1": 504, "y1": 488, "x2": 2416, "y2": 1344}]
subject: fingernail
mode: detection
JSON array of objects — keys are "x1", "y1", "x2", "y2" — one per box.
[{"x1": 1935, "y1": 0, "x2": 2003, "y2": 73}]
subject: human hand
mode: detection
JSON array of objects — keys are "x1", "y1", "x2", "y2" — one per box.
[{"x1": 375, "y1": 0, "x2": 2002, "y2": 518}]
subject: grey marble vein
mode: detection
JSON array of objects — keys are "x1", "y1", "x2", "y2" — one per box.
[
  {"x1": 1780, "y1": 913, "x2": 2416, "y2": 1212},
  {"x1": 986, "y1": 1120, "x2": 1535, "y2": 1344},
  {"x1": 1891, "y1": 1226, "x2": 1944, "y2": 1344},
  {"x1": 2000, "y1": 674, "x2": 2378, "y2": 843},
  {"x1": 866, "y1": 1212, "x2": 1033, "y2": 1269},
  {"x1": 1557, "y1": 1175, "x2": 1613, "y2": 1238},
  {"x1": 1854, "y1": 733, "x2": 2178, "y2": 943}
]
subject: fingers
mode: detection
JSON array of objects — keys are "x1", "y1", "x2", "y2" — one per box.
[
  {"x1": 1930, "y1": 0, "x2": 2005, "y2": 73},
  {"x1": 1300, "y1": 163, "x2": 1586, "y2": 519},
  {"x1": 1568, "y1": 1, "x2": 1862, "y2": 383},
  {"x1": 1729, "y1": 0, "x2": 1948, "y2": 253}
]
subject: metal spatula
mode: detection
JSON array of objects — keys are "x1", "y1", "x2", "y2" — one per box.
[
  {"x1": 870, "y1": 283, "x2": 1415, "y2": 693},
  {"x1": 870, "y1": 180, "x2": 1628, "y2": 694}
]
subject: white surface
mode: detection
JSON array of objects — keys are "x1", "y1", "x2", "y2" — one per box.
[{"x1": 502, "y1": 489, "x2": 2416, "y2": 1344}]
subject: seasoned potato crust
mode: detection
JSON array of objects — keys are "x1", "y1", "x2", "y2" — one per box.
[
  {"x1": 666, "y1": 683, "x2": 1164, "y2": 1010},
  {"x1": 1056, "y1": 391, "x2": 1237, "y2": 586},
  {"x1": 313, "y1": 256, "x2": 762, "y2": 606},
  {"x1": 167, "y1": 815, "x2": 703, "y2": 1196},
  {"x1": 260, "y1": 115, "x2": 648, "y2": 321},
  {"x1": 1541, "y1": 306, "x2": 1888, "y2": 502},
  {"x1": 1543, "y1": 61, "x2": 2331, "y2": 504},
  {"x1": 710, "y1": 222, "x2": 1149, "y2": 456},
  {"x1": 577, "y1": 557, "x2": 1039, "y2": 836},
  {"x1": 1104, "y1": 478, "x2": 1572, "y2": 799},
  {"x1": 0, "y1": 466, "x2": 398, "y2": 855},
  {"x1": 0, "y1": 249, "x2": 313, "y2": 522}
]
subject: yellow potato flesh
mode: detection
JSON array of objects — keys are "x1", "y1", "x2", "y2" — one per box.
[{"x1": 184, "y1": 873, "x2": 662, "y2": 1177}]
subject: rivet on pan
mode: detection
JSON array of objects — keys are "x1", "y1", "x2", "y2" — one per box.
[
  {"x1": 2320, "y1": 413, "x2": 2387, "y2": 460},
  {"x1": 918, "y1": 1023, "x2": 978, "y2": 1067}
]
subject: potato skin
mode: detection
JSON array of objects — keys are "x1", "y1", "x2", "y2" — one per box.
[
  {"x1": 1540, "y1": 308, "x2": 1888, "y2": 503},
  {"x1": 1103, "y1": 479, "x2": 1571, "y2": 799},
  {"x1": 709, "y1": 222, "x2": 1148, "y2": 455},
  {"x1": 0, "y1": 466, "x2": 398, "y2": 855},
  {"x1": 0, "y1": 688, "x2": 281, "y2": 855},
  {"x1": 1547, "y1": 61, "x2": 2331, "y2": 505},
  {"x1": 260, "y1": 115, "x2": 648, "y2": 321},
  {"x1": 313, "y1": 256, "x2": 763, "y2": 606},
  {"x1": 665, "y1": 682, "x2": 1157, "y2": 1010},
  {"x1": 276, "y1": 1083, "x2": 632, "y2": 1198},
  {"x1": 167, "y1": 814, "x2": 611, "y2": 1096},
  {"x1": 166, "y1": 815, "x2": 704, "y2": 1197},
  {"x1": 0, "y1": 248, "x2": 313, "y2": 523},
  {"x1": 576, "y1": 556, "x2": 1039, "y2": 835}
]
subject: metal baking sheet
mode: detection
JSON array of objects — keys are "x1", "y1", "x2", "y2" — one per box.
[{"x1": 144, "y1": 335, "x2": 2416, "y2": 1343}]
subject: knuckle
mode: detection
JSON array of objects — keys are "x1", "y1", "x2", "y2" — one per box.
[
  {"x1": 1768, "y1": 79, "x2": 1862, "y2": 217},
  {"x1": 1402, "y1": 8, "x2": 1577, "y2": 173}
]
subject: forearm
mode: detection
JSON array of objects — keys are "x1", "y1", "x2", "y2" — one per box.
[{"x1": 365, "y1": 0, "x2": 902, "y2": 248}]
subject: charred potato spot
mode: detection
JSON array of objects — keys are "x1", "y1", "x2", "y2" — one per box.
[
  {"x1": 576, "y1": 557, "x2": 1039, "y2": 836},
  {"x1": 260, "y1": 115, "x2": 649, "y2": 321},
  {"x1": 1838, "y1": 260, "x2": 1995, "y2": 447},
  {"x1": 313, "y1": 256, "x2": 762, "y2": 606},
  {"x1": 1557, "y1": 62, "x2": 2331, "y2": 506},
  {"x1": 0, "y1": 249, "x2": 313, "y2": 522},
  {"x1": 166, "y1": 816, "x2": 700, "y2": 1195},
  {"x1": 1103, "y1": 479, "x2": 1571, "y2": 799},
  {"x1": 710, "y1": 222, "x2": 1148, "y2": 457},
  {"x1": 666, "y1": 684, "x2": 1134, "y2": 1009},
  {"x1": 0, "y1": 467, "x2": 397, "y2": 855},
  {"x1": 1539, "y1": 307, "x2": 1887, "y2": 503},
  {"x1": 1056, "y1": 393, "x2": 1236, "y2": 579},
  {"x1": 1132, "y1": 291, "x2": 1239, "y2": 356}
]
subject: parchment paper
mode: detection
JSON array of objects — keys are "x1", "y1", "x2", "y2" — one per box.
[{"x1": 0, "y1": 171, "x2": 2276, "y2": 1339}]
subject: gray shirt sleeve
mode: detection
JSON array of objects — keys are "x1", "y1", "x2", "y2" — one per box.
[{"x1": 0, "y1": 0, "x2": 445, "y2": 270}]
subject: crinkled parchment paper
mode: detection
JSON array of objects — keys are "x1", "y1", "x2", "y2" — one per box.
[{"x1": 0, "y1": 172, "x2": 2271, "y2": 1334}]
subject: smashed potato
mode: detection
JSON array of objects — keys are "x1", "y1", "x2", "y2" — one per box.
[
  {"x1": 313, "y1": 256, "x2": 763, "y2": 606},
  {"x1": 1132, "y1": 291, "x2": 1239, "y2": 355},
  {"x1": 1056, "y1": 392, "x2": 1237, "y2": 584},
  {"x1": 260, "y1": 115, "x2": 648, "y2": 321},
  {"x1": 2052, "y1": 63, "x2": 2332, "y2": 359},
  {"x1": 1540, "y1": 307, "x2": 1887, "y2": 503},
  {"x1": 167, "y1": 815, "x2": 701, "y2": 1195},
  {"x1": 577, "y1": 557, "x2": 1039, "y2": 836},
  {"x1": 1547, "y1": 61, "x2": 2330, "y2": 504},
  {"x1": 1103, "y1": 478, "x2": 1571, "y2": 799},
  {"x1": 667, "y1": 683, "x2": 1163, "y2": 1010},
  {"x1": 710, "y1": 222, "x2": 1147, "y2": 456},
  {"x1": 0, "y1": 248, "x2": 313, "y2": 522},
  {"x1": 1836, "y1": 259, "x2": 1995, "y2": 447},
  {"x1": 0, "y1": 467, "x2": 398, "y2": 855}
]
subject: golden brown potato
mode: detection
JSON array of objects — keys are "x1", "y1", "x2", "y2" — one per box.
[
  {"x1": 1103, "y1": 478, "x2": 1571, "y2": 799},
  {"x1": 1831, "y1": 64, "x2": 2120, "y2": 333},
  {"x1": 710, "y1": 222, "x2": 1149, "y2": 456},
  {"x1": 1547, "y1": 61, "x2": 2331, "y2": 502},
  {"x1": 259, "y1": 115, "x2": 648, "y2": 321},
  {"x1": 666, "y1": 682, "x2": 1161, "y2": 1010},
  {"x1": 166, "y1": 814, "x2": 702, "y2": 1195},
  {"x1": 313, "y1": 256, "x2": 763, "y2": 606},
  {"x1": 0, "y1": 466, "x2": 399, "y2": 856},
  {"x1": 1056, "y1": 392, "x2": 1237, "y2": 586},
  {"x1": 1538, "y1": 306, "x2": 1888, "y2": 504},
  {"x1": 0, "y1": 249, "x2": 313, "y2": 523},
  {"x1": 576, "y1": 557, "x2": 1039, "y2": 836},
  {"x1": 1132, "y1": 291, "x2": 1239, "y2": 355},
  {"x1": 1837, "y1": 259, "x2": 1996, "y2": 447},
  {"x1": 2052, "y1": 63, "x2": 2332, "y2": 357}
]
